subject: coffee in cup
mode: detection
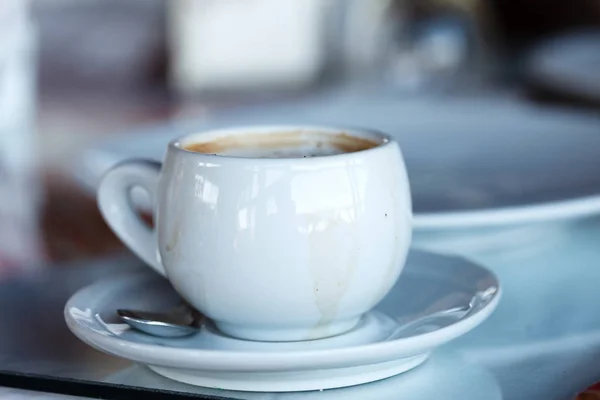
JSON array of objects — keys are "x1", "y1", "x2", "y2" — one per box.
[{"x1": 183, "y1": 130, "x2": 379, "y2": 158}]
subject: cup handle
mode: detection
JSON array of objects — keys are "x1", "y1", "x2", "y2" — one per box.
[{"x1": 97, "y1": 160, "x2": 166, "y2": 276}]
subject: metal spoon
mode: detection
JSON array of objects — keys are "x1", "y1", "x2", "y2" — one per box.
[
  {"x1": 388, "y1": 288, "x2": 496, "y2": 339},
  {"x1": 117, "y1": 306, "x2": 204, "y2": 338}
]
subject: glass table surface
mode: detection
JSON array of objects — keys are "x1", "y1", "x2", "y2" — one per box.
[{"x1": 4, "y1": 218, "x2": 600, "y2": 400}]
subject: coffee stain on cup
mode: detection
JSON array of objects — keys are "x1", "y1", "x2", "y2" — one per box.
[
  {"x1": 306, "y1": 164, "x2": 363, "y2": 339},
  {"x1": 165, "y1": 224, "x2": 181, "y2": 253},
  {"x1": 306, "y1": 214, "x2": 360, "y2": 340},
  {"x1": 165, "y1": 163, "x2": 185, "y2": 258}
]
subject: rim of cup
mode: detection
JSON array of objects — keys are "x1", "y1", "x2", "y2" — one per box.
[{"x1": 168, "y1": 124, "x2": 396, "y2": 162}]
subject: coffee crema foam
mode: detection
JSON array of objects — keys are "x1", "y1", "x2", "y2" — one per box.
[{"x1": 183, "y1": 131, "x2": 380, "y2": 159}]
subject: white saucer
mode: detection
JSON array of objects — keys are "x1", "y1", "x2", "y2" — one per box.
[{"x1": 64, "y1": 250, "x2": 500, "y2": 392}]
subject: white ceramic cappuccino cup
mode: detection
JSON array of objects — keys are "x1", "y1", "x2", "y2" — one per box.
[{"x1": 98, "y1": 125, "x2": 412, "y2": 342}]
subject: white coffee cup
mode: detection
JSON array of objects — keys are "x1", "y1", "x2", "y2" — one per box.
[{"x1": 98, "y1": 125, "x2": 412, "y2": 342}]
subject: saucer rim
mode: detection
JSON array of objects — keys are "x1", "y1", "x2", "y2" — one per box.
[
  {"x1": 64, "y1": 256, "x2": 501, "y2": 372},
  {"x1": 414, "y1": 194, "x2": 600, "y2": 229}
]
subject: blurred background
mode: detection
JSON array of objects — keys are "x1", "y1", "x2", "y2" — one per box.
[
  {"x1": 0, "y1": 0, "x2": 599, "y2": 271},
  {"x1": 0, "y1": 2, "x2": 599, "y2": 399}
]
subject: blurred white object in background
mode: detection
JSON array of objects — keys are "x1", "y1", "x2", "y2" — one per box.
[
  {"x1": 0, "y1": 0, "x2": 44, "y2": 272},
  {"x1": 384, "y1": 17, "x2": 472, "y2": 92},
  {"x1": 339, "y1": 0, "x2": 400, "y2": 79},
  {"x1": 0, "y1": 0, "x2": 36, "y2": 170},
  {"x1": 168, "y1": 0, "x2": 329, "y2": 93}
]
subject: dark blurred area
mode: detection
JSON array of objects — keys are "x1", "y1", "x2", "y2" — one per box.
[
  {"x1": 34, "y1": 0, "x2": 168, "y2": 96},
  {"x1": 494, "y1": 0, "x2": 600, "y2": 47},
  {"x1": 0, "y1": 0, "x2": 599, "y2": 271}
]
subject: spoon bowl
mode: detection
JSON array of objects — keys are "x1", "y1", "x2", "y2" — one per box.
[{"x1": 117, "y1": 307, "x2": 203, "y2": 338}]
